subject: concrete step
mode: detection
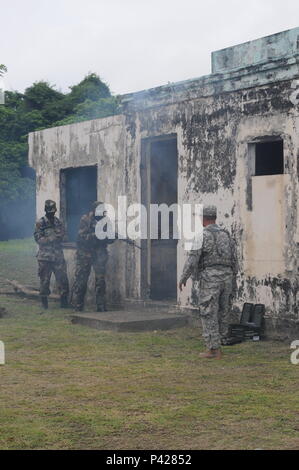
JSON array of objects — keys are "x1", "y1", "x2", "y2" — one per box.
[
  {"x1": 124, "y1": 298, "x2": 178, "y2": 312},
  {"x1": 69, "y1": 309, "x2": 188, "y2": 332}
]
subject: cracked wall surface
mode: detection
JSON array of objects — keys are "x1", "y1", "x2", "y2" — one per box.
[
  {"x1": 29, "y1": 115, "x2": 127, "y2": 308},
  {"x1": 29, "y1": 28, "x2": 299, "y2": 334}
]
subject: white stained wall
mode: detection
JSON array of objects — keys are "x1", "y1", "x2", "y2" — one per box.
[
  {"x1": 29, "y1": 115, "x2": 128, "y2": 306},
  {"x1": 245, "y1": 174, "x2": 291, "y2": 277},
  {"x1": 28, "y1": 100, "x2": 299, "y2": 314}
]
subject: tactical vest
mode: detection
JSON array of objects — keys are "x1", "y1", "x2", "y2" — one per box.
[
  {"x1": 40, "y1": 217, "x2": 61, "y2": 242},
  {"x1": 77, "y1": 214, "x2": 110, "y2": 251},
  {"x1": 200, "y1": 225, "x2": 234, "y2": 270},
  {"x1": 35, "y1": 216, "x2": 64, "y2": 262}
]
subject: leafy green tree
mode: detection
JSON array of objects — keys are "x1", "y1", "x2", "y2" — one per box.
[
  {"x1": 52, "y1": 74, "x2": 119, "y2": 126},
  {"x1": 0, "y1": 71, "x2": 119, "y2": 239},
  {"x1": 4, "y1": 91, "x2": 25, "y2": 111},
  {"x1": 0, "y1": 64, "x2": 7, "y2": 76},
  {"x1": 68, "y1": 73, "x2": 111, "y2": 105},
  {"x1": 55, "y1": 96, "x2": 119, "y2": 125},
  {"x1": 23, "y1": 81, "x2": 64, "y2": 110}
]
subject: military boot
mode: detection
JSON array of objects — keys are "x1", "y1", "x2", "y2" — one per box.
[
  {"x1": 96, "y1": 276, "x2": 107, "y2": 312},
  {"x1": 199, "y1": 349, "x2": 223, "y2": 359},
  {"x1": 213, "y1": 348, "x2": 223, "y2": 360},
  {"x1": 60, "y1": 294, "x2": 69, "y2": 309},
  {"x1": 41, "y1": 296, "x2": 48, "y2": 309}
]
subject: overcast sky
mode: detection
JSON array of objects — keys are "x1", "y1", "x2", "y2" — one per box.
[{"x1": 1, "y1": 0, "x2": 299, "y2": 96}]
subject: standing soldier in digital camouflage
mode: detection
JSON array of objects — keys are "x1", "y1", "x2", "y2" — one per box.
[
  {"x1": 34, "y1": 200, "x2": 69, "y2": 310},
  {"x1": 179, "y1": 205, "x2": 237, "y2": 360},
  {"x1": 71, "y1": 201, "x2": 116, "y2": 312}
]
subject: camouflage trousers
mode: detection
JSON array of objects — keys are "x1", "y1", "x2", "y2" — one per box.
[
  {"x1": 71, "y1": 249, "x2": 108, "y2": 310},
  {"x1": 198, "y1": 275, "x2": 233, "y2": 349},
  {"x1": 38, "y1": 259, "x2": 69, "y2": 297}
]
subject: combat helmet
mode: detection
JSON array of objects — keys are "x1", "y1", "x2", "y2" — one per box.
[
  {"x1": 93, "y1": 201, "x2": 107, "y2": 220},
  {"x1": 203, "y1": 205, "x2": 217, "y2": 219},
  {"x1": 44, "y1": 200, "x2": 57, "y2": 213},
  {"x1": 92, "y1": 201, "x2": 104, "y2": 212}
]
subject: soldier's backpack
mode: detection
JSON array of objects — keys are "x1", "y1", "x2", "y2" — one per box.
[{"x1": 200, "y1": 226, "x2": 236, "y2": 271}]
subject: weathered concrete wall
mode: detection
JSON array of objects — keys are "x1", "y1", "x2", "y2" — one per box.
[
  {"x1": 233, "y1": 111, "x2": 299, "y2": 332},
  {"x1": 28, "y1": 28, "x2": 299, "y2": 333},
  {"x1": 29, "y1": 115, "x2": 127, "y2": 307},
  {"x1": 122, "y1": 72, "x2": 299, "y2": 330},
  {"x1": 212, "y1": 27, "x2": 299, "y2": 73}
]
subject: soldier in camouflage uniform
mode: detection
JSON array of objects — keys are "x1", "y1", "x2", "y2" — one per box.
[
  {"x1": 179, "y1": 205, "x2": 237, "y2": 359},
  {"x1": 34, "y1": 200, "x2": 69, "y2": 310},
  {"x1": 71, "y1": 201, "x2": 116, "y2": 312}
]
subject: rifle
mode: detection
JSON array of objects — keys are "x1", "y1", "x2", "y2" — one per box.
[
  {"x1": 93, "y1": 216, "x2": 142, "y2": 250},
  {"x1": 117, "y1": 237, "x2": 142, "y2": 250}
]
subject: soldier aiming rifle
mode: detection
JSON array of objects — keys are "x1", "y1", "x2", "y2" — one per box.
[{"x1": 71, "y1": 201, "x2": 140, "y2": 313}]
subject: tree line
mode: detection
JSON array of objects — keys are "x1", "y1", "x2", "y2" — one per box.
[{"x1": 0, "y1": 69, "x2": 119, "y2": 240}]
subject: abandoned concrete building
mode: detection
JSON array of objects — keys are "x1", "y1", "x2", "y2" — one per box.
[{"x1": 29, "y1": 27, "x2": 299, "y2": 334}]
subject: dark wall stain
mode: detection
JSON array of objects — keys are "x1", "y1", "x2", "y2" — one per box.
[
  {"x1": 172, "y1": 80, "x2": 293, "y2": 194},
  {"x1": 125, "y1": 78, "x2": 294, "y2": 195},
  {"x1": 125, "y1": 113, "x2": 137, "y2": 140},
  {"x1": 240, "y1": 276, "x2": 298, "y2": 317}
]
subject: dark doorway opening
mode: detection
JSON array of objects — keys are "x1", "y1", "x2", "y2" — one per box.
[
  {"x1": 255, "y1": 140, "x2": 284, "y2": 176},
  {"x1": 141, "y1": 136, "x2": 178, "y2": 301},
  {"x1": 60, "y1": 166, "x2": 97, "y2": 242}
]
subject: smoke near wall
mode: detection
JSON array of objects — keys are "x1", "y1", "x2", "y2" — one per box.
[
  {"x1": 0, "y1": 73, "x2": 117, "y2": 243},
  {"x1": 0, "y1": 170, "x2": 36, "y2": 241}
]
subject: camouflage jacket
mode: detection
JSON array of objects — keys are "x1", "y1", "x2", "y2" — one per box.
[
  {"x1": 77, "y1": 212, "x2": 115, "y2": 253},
  {"x1": 34, "y1": 216, "x2": 65, "y2": 262},
  {"x1": 180, "y1": 224, "x2": 238, "y2": 284}
]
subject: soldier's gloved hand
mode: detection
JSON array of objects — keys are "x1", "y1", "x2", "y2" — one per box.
[
  {"x1": 54, "y1": 229, "x2": 63, "y2": 239},
  {"x1": 179, "y1": 281, "x2": 186, "y2": 292}
]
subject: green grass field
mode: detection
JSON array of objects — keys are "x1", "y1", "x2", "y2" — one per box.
[{"x1": 0, "y1": 239, "x2": 298, "y2": 450}]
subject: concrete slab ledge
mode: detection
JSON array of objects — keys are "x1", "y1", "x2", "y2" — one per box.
[{"x1": 69, "y1": 310, "x2": 188, "y2": 332}]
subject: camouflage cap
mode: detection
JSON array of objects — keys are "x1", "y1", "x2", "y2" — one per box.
[
  {"x1": 203, "y1": 205, "x2": 217, "y2": 218},
  {"x1": 44, "y1": 200, "x2": 57, "y2": 213},
  {"x1": 92, "y1": 201, "x2": 104, "y2": 211}
]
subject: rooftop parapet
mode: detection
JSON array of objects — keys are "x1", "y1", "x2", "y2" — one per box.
[
  {"x1": 211, "y1": 27, "x2": 299, "y2": 73},
  {"x1": 121, "y1": 27, "x2": 299, "y2": 111}
]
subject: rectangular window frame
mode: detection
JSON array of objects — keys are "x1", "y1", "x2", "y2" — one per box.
[
  {"x1": 60, "y1": 165, "x2": 98, "y2": 247},
  {"x1": 248, "y1": 136, "x2": 284, "y2": 177}
]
